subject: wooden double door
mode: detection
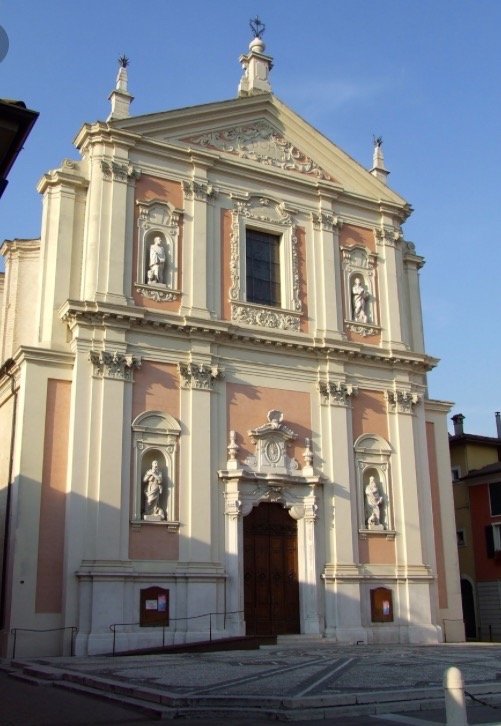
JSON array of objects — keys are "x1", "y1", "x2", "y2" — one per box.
[{"x1": 243, "y1": 503, "x2": 300, "y2": 636}]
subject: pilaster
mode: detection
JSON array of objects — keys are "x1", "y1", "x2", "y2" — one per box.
[
  {"x1": 178, "y1": 359, "x2": 223, "y2": 563},
  {"x1": 375, "y1": 224, "x2": 407, "y2": 351},
  {"x1": 386, "y1": 388, "x2": 425, "y2": 569},
  {"x1": 403, "y1": 241, "x2": 425, "y2": 353},
  {"x1": 37, "y1": 161, "x2": 88, "y2": 347},
  {"x1": 311, "y1": 206, "x2": 343, "y2": 339},
  {"x1": 81, "y1": 143, "x2": 139, "y2": 304},
  {"x1": 181, "y1": 173, "x2": 217, "y2": 319},
  {"x1": 86, "y1": 336, "x2": 140, "y2": 562}
]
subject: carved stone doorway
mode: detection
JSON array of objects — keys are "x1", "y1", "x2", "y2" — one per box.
[{"x1": 243, "y1": 502, "x2": 300, "y2": 636}]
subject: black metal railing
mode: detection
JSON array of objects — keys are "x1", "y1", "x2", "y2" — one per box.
[
  {"x1": 10, "y1": 626, "x2": 78, "y2": 659},
  {"x1": 109, "y1": 610, "x2": 244, "y2": 656}
]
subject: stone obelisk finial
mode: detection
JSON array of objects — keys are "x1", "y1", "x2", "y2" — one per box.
[
  {"x1": 108, "y1": 55, "x2": 134, "y2": 121},
  {"x1": 238, "y1": 17, "x2": 273, "y2": 97}
]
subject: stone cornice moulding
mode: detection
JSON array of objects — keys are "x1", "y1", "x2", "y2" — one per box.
[
  {"x1": 73, "y1": 121, "x2": 142, "y2": 153},
  {"x1": 0, "y1": 238, "x2": 41, "y2": 259},
  {"x1": 57, "y1": 301, "x2": 438, "y2": 373},
  {"x1": 14, "y1": 345, "x2": 75, "y2": 369}
]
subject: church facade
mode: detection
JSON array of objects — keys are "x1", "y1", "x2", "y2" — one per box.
[{"x1": 0, "y1": 33, "x2": 464, "y2": 657}]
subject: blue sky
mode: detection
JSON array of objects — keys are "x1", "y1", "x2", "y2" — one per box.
[{"x1": 1, "y1": 0, "x2": 499, "y2": 437}]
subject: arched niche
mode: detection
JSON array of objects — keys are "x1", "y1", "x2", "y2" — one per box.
[
  {"x1": 131, "y1": 410, "x2": 181, "y2": 526},
  {"x1": 341, "y1": 244, "x2": 379, "y2": 335},
  {"x1": 136, "y1": 199, "x2": 181, "y2": 301},
  {"x1": 354, "y1": 434, "x2": 393, "y2": 533}
]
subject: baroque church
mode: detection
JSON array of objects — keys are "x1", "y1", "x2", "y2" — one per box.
[{"x1": 0, "y1": 27, "x2": 464, "y2": 656}]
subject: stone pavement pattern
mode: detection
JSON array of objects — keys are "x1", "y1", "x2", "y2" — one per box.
[{"x1": 5, "y1": 642, "x2": 501, "y2": 723}]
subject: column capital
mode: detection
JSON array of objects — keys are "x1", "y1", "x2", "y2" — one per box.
[
  {"x1": 319, "y1": 380, "x2": 358, "y2": 406},
  {"x1": 89, "y1": 350, "x2": 141, "y2": 381},
  {"x1": 385, "y1": 388, "x2": 422, "y2": 414},
  {"x1": 182, "y1": 180, "x2": 218, "y2": 203},
  {"x1": 178, "y1": 361, "x2": 224, "y2": 390}
]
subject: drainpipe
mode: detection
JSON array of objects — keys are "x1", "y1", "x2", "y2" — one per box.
[{"x1": 0, "y1": 358, "x2": 19, "y2": 629}]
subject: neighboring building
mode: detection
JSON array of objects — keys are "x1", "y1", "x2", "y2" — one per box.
[
  {"x1": 0, "y1": 31, "x2": 464, "y2": 658},
  {"x1": 450, "y1": 413, "x2": 501, "y2": 639},
  {"x1": 0, "y1": 99, "x2": 38, "y2": 199}
]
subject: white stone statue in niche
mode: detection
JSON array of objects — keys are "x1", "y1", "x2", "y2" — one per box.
[
  {"x1": 365, "y1": 475, "x2": 385, "y2": 530},
  {"x1": 352, "y1": 276, "x2": 369, "y2": 323},
  {"x1": 143, "y1": 460, "x2": 166, "y2": 521},
  {"x1": 146, "y1": 235, "x2": 167, "y2": 285}
]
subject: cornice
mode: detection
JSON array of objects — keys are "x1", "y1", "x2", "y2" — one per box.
[
  {"x1": 0, "y1": 238, "x2": 40, "y2": 258},
  {"x1": 73, "y1": 122, "x2": 142, "y2": 152},
  {"x1": 14, "y1": 345, "x2": 74, "y2": 368},
  {"x1": 424, "y1": 398, "x2": 454, "y2": 415},
  {"x1": 58, "y1": 299, "x2": 437, "y2": 373}
]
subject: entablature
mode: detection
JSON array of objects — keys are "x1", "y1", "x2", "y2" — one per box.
[{"x1": 58, "y1": 300, "x2": 438, "y2": 373}]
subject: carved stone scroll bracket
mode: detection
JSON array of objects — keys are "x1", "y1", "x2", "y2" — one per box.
[
  {"x1": 90, "y1": 350, "x2": 141, "y2": 381},
  {"x1": 178, "y1": 361, "x2": 224, "y2": 390},
  {"x1": 101, "y1": 159, "x2": 140, "y2": 183},
  {"x1": 318, "y1": 380, "x2": 358, "y2": 407},
  {"x1": 385, "y1": 389, "x2": 422, "y2": 414}
]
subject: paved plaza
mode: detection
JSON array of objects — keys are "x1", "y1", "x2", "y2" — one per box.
[{"x1": 4, "y1": 641, "x2": 501, "y2": 723}]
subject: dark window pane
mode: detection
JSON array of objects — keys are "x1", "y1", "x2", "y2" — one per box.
[
  {"x1": 246, "y1": 229, "x2": 281, "y2": 306},
  {"x1": 490, "y1": 483, "x2": 501, "y2": 516}
]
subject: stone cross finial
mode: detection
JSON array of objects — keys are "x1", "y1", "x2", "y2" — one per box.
[{"x1": 250, "y1": 16, "x2": 265, "y2": 39}]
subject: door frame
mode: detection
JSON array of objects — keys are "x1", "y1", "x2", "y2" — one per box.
[{"x1": 219, "y1": 471, "x2": 324, "y2": 637}]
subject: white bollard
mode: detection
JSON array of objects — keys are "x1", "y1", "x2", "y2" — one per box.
[{"x1": 444, "y1": 666, "x2": 468, "y2": 725}]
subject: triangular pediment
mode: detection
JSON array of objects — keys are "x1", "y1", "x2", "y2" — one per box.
[{"x1": 110, "y1": 94, "x2": 408, "y2": 207}]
